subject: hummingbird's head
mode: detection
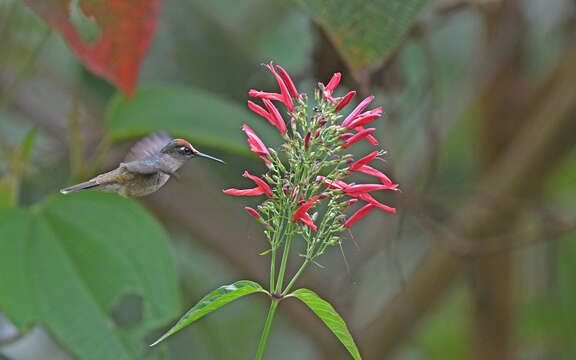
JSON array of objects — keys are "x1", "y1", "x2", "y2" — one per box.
[{"x1": 161, "y1": 139, "x2": 225, "y2": 164}]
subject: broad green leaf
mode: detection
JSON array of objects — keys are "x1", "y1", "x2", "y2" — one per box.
[
  {"x1": 0, "y1": 192, "x2": 180, "y2": 360},
  {"x1": 151, "y1": 280, "x2": 267, "y2": 346},
  {"x1": 106, "y1": 85, "x2": 280, "y2": 155},
  {"x1": 290, "y1": 0, "x2": 426, "y2": 71},
  {"x1": 290, "y1": 288, "x2": 361, "y2": 360}
]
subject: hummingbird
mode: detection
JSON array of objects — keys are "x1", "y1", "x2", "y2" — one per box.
[{"x1": 60, "y1": 132, "x2": 224, "y2": 197}]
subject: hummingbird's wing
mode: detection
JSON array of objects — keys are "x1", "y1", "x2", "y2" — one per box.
[
  {"x1": 124, "y1": 132, "x2": 172, "y2": 162},
  {"x1": 122, "y1": 158, "x2": 162, "y2": 175}
]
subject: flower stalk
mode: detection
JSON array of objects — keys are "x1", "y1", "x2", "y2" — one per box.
[{"x1": 222, "y1": 62, "x2": 398, "y2": 359}]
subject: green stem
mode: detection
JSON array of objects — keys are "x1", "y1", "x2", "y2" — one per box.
[
  {"x1": 269, "y1": 247, "x2": 276, "y2": 292},
  {"x1": 282, "y1": 260, "x2": 310, "y2": 296},
  {"x1": 274, "y1": 230, "x2": 293, "y2": 293},
  {"x1": 255, "y1": 300, "x2": 279, "y2": 360}
]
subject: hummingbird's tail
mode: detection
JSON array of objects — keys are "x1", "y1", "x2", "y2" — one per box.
[{"x1": 60, "y1": 181, "x2": 100, "y2": 194}]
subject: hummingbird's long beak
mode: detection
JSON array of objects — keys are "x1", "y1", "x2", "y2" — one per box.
[{"x1": 196, "y1": 151, "x2": 225, "y2": 164}]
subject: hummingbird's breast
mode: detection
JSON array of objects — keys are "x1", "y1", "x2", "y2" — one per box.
[{"x1": 124, "y1": 172, "x2": 170, "y2": 197}]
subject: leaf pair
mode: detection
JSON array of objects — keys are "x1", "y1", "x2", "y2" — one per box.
[{"x1": 152, "y1": 281, "x2": 361, "y2": 360}]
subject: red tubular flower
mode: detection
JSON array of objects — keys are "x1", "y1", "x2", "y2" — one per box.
[
  {"x1": 242, "y1": 124, "x2": 271, "y2": 164},
  {"x1": 262, "y1": 99, "x2": 287, "y2": 134},
  {"x1": 248, "y1": 89, "x2": 283, "y2": 102},
  {"x1": 292, "y1": 196, "x2": 319, "y2": 231},
  {"x1": 299, "y1": 212, "x2": 317, "y2": 232},
  {"x1": 276, "y1": 65, "x2": 301, "y2": 101},
  {"x1": 335, "y1": 91, "x2": 356, "y2": 111},
  {"x1": 341, "y1": 128, "x2": 376, "y2": 148},
  {"x1": 345, "y1": 107, "x2": 382, "y2": 129},
  {"x1": 248, "y1": 100, "x2": 276, "y2": 127},
  {"x1": 317, "y1": 176, "x2": 347, "y2": 190},
  {"x1": 243, "y1": 171, "x2": 273, "y2": 196},
  {"x1": 356, "y1": 127, "x2": 379, "y2": 145},
  {"x1": 344, "y1": 204, "x2": 376, "y2": 228},
  {"x1": 345, "y1": 183, "x2": 397, "y2": 193},
  {"x1": 349, "y1": 151, "x2": 379, "y2": 171},
  {"x1": 245, "y1": 206, "x2": 261, "y2": 218},
  {"x1": 223, "y1": 188, "x2": 266, "y2": 196},
  {"x1": 355, "y1": 165, "x2": 394, "y2": 186},
  {"x1": 318, "y1": 176, "x2": 396, "y2": 213},
  {"x1": 356, "y1": 193, "x2": 396, "y2": 213},
  {"x1": 326, "y1": 73, "x2": 341, "y2": 92},
  {"x1": 223, "y1": 171, "x2": 273, "y2": 197},
  {"x1": 341, "y1": 95, "x2": 374, "y2": 127},
  {"x1": 322, "y1": 72, "x2": 341, "y2": 103},
  {"x1": 265, "y1": 61, "x2": 294, "y2": 112}
]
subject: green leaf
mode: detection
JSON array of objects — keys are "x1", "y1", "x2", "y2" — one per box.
[
  {"x1": 290, "y1": 288, "x2": 361, "y2": 360},
  {"x1": 0, "y1": 192, "x2": 180, "y2": 360},
  {"x1": 106, "y1": 85, "x2": 280, "y2": 154},
  {"x1": 291, "y1": 0, "x2": 426, "y2": 71},
  {"x1": 0, "y1": 177, "x2": 15, "y2": 210},
  {"x1": 18, "y1": 128, "x2": 37, "y2": 166},
  {"x1": 151, "y1": 280, "x2": 267, "y2": 346}
]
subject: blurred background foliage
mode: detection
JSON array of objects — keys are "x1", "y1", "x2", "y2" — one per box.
[{"x1": 1, "y1": 0, "x2": 576, "y2": 359}]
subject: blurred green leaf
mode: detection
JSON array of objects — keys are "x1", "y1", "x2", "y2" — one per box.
[
  {"x1": 106, "y1": 85, "x2": 280, "y2": 155},
  {"x1": 290, "y1": 0, "x2": 425, "y2": 71},
  {"x1": 151, "y1": 280, "x2": 267, "y2": 346},
  {"x1": 0, "y1": 178, "x2": 15, "y2": 210},
  {"x1": 290, "y1": 288, "x2": 361, "y2": 360},
  {"x1": 0, "y1": 192, "x2": 180, "y2": 360},
  {"x1": 18, "y1": 128, "x2": 37, "y2": 166}
]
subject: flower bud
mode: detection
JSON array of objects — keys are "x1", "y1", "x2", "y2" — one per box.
[
  {"x1": 315, "y1": 129, "x2": 321, "y2": 139},
  {"x1": 335, "y1": 91, "x2": 356, "y2": 111},
  {"x1": 304, "y1": 131, "x2": 311, "y2": 149},
  {"x1": 318, "y1": 193, "x2": 329, "y2": 199},
  {"x1": 339, "y1": 133, "x2": 354, "y2": 140},
  {"x1": 291, "y1": 185, "x2": 299, "y2": 201},
  {"x1": 283, "y1": 183, "x2": 290, "y2": 195},
  {"x1": 318, "y1": 118, "x2": 328, "y2": 126},
  {"x1": 244, "y1": 206, "x2": 261, "y2": 219}
]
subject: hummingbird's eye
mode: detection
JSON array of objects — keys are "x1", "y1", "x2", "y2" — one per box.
[{"x1": 179, "y1": 146, "x2": 193, "y2": 155}]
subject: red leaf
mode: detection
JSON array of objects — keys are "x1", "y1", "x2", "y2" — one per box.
[{"x1": 23, "y1": 0, "x2": 160, "y2": 97}]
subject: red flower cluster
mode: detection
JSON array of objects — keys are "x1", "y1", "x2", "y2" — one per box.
[{"x1": 223, "y1": 62, "x2": 397, "y2": 234}]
